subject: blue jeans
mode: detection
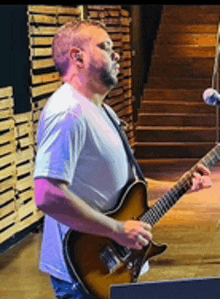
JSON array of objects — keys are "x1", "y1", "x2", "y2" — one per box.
[{"x1": 50, "y1": 276, "x2": 96, "y2": 299}]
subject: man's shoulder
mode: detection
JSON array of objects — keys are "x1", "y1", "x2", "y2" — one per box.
[{"x1": 43, "y1": 83, "x2": 83, "y2": 120}]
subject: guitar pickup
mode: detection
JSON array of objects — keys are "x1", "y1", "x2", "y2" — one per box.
[
  {"x1": 112, "y1": 243, "x2": 131, "y2": 261},
  {"x1": 100, "y1": 246, "x2": 121, "y2": 274}
]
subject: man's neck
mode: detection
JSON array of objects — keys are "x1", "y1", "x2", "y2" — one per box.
[{"x1": 63, "y1": 76, "x2": 109, "y2": 107}]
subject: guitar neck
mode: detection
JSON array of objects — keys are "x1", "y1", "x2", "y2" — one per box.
[{"x1": 141, "y1": 143, "x2": 220, "y2": 227}]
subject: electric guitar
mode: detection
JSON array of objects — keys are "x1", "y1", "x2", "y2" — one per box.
[{"x1": 63, "y1": 144, "x2": 220, "y2": 299}]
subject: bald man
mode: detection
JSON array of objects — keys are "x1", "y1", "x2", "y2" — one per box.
[{"x1": 34, "y1": 20, "x2": 212, "y2": 299}]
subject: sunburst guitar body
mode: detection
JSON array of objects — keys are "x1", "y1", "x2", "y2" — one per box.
[{"x1": 63, "y1": 181, "x2": 167, "y2": 299}]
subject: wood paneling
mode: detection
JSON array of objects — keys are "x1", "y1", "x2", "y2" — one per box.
[
  {"x1": 0, "y1": 87, "x2": 43, "y2": 244},
  {"x1": 135, "y1": 5, "x2": 220, "y2": 168},
  {"x1": 87, "y1": 5, "x2": 135, "y2": 145}
]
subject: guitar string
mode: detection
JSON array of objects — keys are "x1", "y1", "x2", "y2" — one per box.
[{"x1": 141, "y1": 146, "x2": 220, "y2": 227}]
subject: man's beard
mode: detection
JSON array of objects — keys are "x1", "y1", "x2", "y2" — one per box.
[
  {"x1": 89, "y1": 61, "x2": 118, "y2": 91},
  {"x1": 100, "y1": 67, "x2": 118, "y2": 89}
]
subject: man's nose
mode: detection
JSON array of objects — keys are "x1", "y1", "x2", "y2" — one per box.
[{"x1": 111, "y1": 51, "x2": 120, "y2": 62}]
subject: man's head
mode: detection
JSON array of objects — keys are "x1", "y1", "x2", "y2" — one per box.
[{"x1": 52, "y1": 20, "x2": 120, "y2": 93}]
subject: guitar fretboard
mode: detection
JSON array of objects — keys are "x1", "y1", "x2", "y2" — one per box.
[{"x1": 141, "y1": 144, "x2": 220, "y2": 227}]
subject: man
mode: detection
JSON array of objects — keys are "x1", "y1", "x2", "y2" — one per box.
[{"x1": 34, "y1": 20, "x2": 212, "y2": 299}]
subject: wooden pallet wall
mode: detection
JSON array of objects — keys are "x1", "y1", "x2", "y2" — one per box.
[
  {"x1": 1, "y1": 5, "x2": 135, "y2": 243},
  {"x1": 27, "y1": 5, "x2": 83, "y2": 149},
  {"x1": 0, "y1": 87, "x2": 43, "y2": 244},
  {"x1": 87, "y1": 6, "x2": 135, "y2": 146}
]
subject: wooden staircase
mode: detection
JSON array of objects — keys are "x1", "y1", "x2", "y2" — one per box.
[{"x1": 135, "y1": 5, "x2": 220, "y2": 174}]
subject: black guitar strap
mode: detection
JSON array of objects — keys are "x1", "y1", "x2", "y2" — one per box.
[{"x1": 102, "y1": 104, "x2": 146, "y2": 185}]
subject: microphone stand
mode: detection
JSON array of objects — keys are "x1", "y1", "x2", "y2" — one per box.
[{"x1": 212, "y1": 22, "x2": 220, "y2": 143}]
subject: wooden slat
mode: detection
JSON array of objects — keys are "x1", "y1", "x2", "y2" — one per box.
[
  {"x1": 29, "y1": 26, "x2": 58, "y2": 36},
  {"x1": 0, "y1": 98, "x2": 14, "y2": 110},
  {"x1": 30, "y1": 47, "x2": 52, "y2": 57},
  {"x1": 15, "y1": 122, "x2": 33, "y2": 138},
  {"x1": 0, "y1": 164, "x2": 16, "y2": 181},
  {"x1": 28, "y1": 5, "x2": 59, "y2": 14},
  {"x1": 0, "y1": 212, "x2": 17, "y2": 231},
  {"x1": 31, "y1": 81, "x2": 61, "y2": 98},
  {"x1": 0, "y1": 143, "x2": 16, "y2": 158},
  {"x1": 58, "y1": 16, "x2": 80, "y2": 24},
  {"x1": 16, "y1": 189, "x2": 34, "y2": 207},
  {"x1": 30, "y1": 37, "x2": 54, "y2": 46},
  {"x1": 17, "y1": 210, "x2": 44, "y2": 233},
  {"x1": 16, "y1": 147, "x2": 34, "y2": 165},
  {"x1": 32, "y1": 98, "x2": 48, "y2": 111},
  {"x1": 28, "y1": 14, "x2": 57, "y2": 25},
  {"x1": 31, "y1": 72, "x2": 60, "y2": 85},
  {"x1": 57, "y1": 6, "x2": 81, "y2": 16},
  {"x1": 28, "y1": 5, "x2": 81, "y2": 16},
  {"x1": 0, "y1": 177, "x2": 15, "y2": 193},
  {"x1": 31, "y1": 58, "x2": 55, "y2": 70},
  {"x1": 0, "y1": 132, "x2": 14, "y2": 149},
  {"x1": 16, "y1": 176, "x2": 34, "y2": 192},
  {"x1": 14, "y1": 112, "x2": 32, "y2": 124},
  {"x1": 0, "y1": 224, "x2": 16, "y2": 243},
  {"x1": 0, "y1": 189, "x2": 15, "y2": 207},
  {"x1": 0, "y1": 152, "x2": 15, "y2": 169},
  {"x1": 0, "y1": 201, "x2": 15, "y2": 219},
  {"x1": 0, "y1": 86, "x2": 13, "y2": 98},
  {"x1": 0, "y1": 118, "x2": 14, "y2": 131},
  {"x1": 16, "y1": 160, "x2": 34, "y2": 177}
]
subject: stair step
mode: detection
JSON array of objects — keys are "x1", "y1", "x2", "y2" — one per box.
[
  {"x1": 150, "y1": 57, "x2": 214, "y2": 79},
  {"x1": 153, "y1": 45, "x2": 216, "y2": 59},
  {"x1": 159, "y1": 24, "x2": 218, "y2": 34},
  {"x1": 138, "y1": 158, "x2": 199, "y2": 176},
  {"x1": 143, "y1": 89, "x2": 204, "y2": 101},
  {"x1": 137, "y1": 113, "x2": 216, "y2": 127},
  {"x1": 157, "y1": 33, "x2": 217, "y2": 46},
  {"x1": 134, "y1": 142, "x2": 215, "y2": 159},
  {"x1": 163, "y1": 5, "x2": 220, "y2": 24},
  {"x1": 140, "y1": 101, "x2": 215, "y2": 114},
  {"x1": 147, "y1": 77, "x2": 212, "y2": 89},
  {"x1": 135, "y1": 126, "x2": 218, "y2": 142}
]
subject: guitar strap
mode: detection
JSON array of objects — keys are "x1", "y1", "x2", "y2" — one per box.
[{"x1": 102, "y1": 104, "x2": 146, "y2": 185}]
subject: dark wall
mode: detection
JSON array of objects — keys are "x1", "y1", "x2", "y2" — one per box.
[
  {"x1": 0, "y1": 6, "x2": 30, "y2": 114},
  {"x1": 132, "y1": 5, "x2": 163, "y2": 122}
]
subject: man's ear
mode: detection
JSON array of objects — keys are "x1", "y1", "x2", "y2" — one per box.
[{"x1": 69, "y1": 47, "x2": 84, "y2": 68}]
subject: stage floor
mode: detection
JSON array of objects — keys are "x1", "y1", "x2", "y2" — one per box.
[
  {"x1": 1, "y1": 164, "x2": 220, "y2": 298},
  {"x1": 140, "y1": 163, "x2": 220, "y2": 282}
]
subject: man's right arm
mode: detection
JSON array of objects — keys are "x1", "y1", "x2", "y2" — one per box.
[{"x1": 35, "y1": 178, "x2": 152, "y2": 250}]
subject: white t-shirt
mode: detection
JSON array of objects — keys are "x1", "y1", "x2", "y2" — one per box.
[{"x1": 34, "y1": 83, "x2": 136, "y2": 282}]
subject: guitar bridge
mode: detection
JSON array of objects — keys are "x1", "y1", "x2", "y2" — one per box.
[{"x1": 100, "y1": 246, "x2": 121, "y2": 274}]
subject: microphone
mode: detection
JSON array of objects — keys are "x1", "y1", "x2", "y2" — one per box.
[{"x1": 203, "y1": 88, "x2": 220, "y2": 106}]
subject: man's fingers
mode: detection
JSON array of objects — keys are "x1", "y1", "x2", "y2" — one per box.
[{"x1": 196, "y1": 164, "x2": 211, "y2": 176}]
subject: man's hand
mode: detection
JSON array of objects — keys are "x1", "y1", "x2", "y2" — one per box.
[
  {"x1": 189, "y1": 164, "x2": 213, "y2": 192},
  {"x1": 113, "y1": 220, "x2": 152, "y2": 250}
]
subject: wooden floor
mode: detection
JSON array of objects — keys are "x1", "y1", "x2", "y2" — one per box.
[{"x1": 1, "y1": 164, "x2": 220, "y2": 298}]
